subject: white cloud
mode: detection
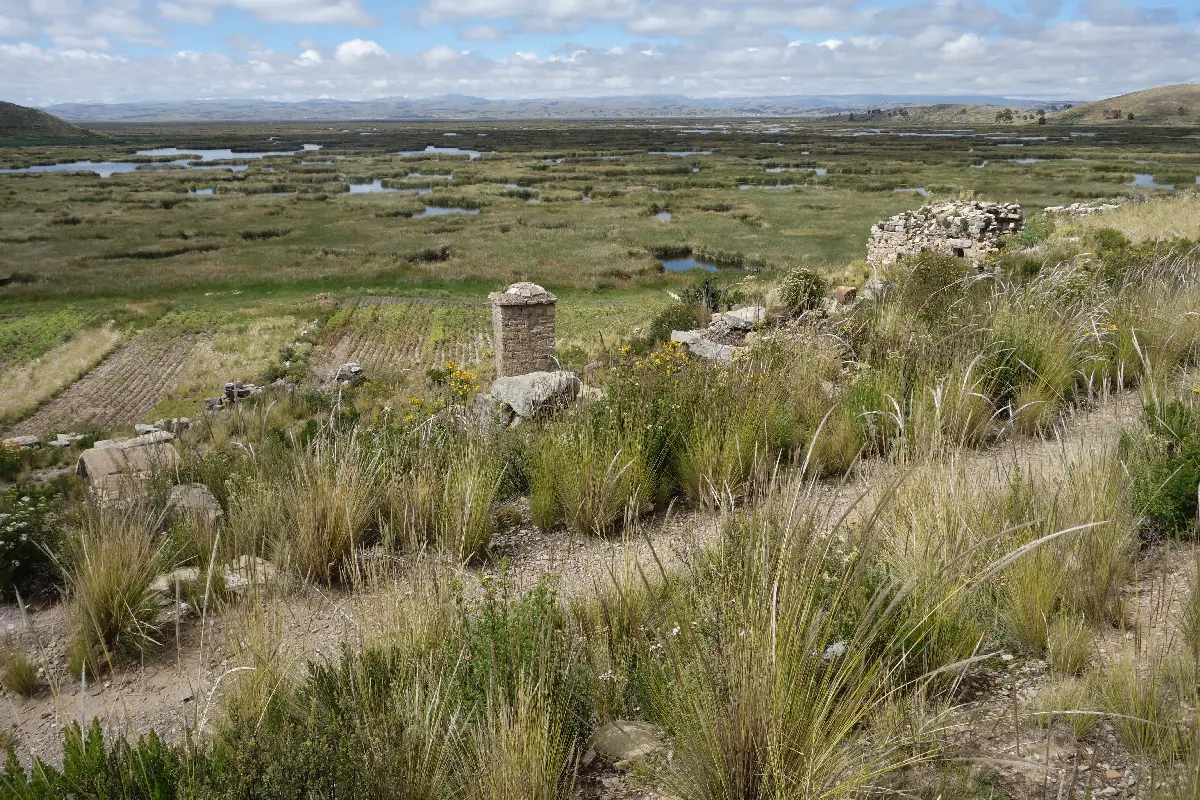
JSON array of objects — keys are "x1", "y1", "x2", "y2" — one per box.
[
  {"x1": 0, "y1": 13, "x2": 35, "y2": 37},
  {"x1": 941, "y1": 31, "x2": 985, "y2": 58},
  {"x1": 295, "y1": 48, "x2": 322, "y2": 65},
  {"x1": 460, "y1": 24, "x2": 507, "y2": 41},
  {"x1": 334, "y1": 38, "x2": 386, "y2": 64}
]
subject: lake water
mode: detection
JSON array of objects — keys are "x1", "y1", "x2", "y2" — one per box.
[
  {"x1": 0, "y1": 161, "x2": 144, "y2": 178},
  {"x1": 136, "y1": 145, "x2": 321, "y2": 161},
  {"x1": 1071, "y1": 132, "x2": 1098, "y2": 136},
  {"x1": 348, "y1": 180, "x2": 403, "y2": 194},
  {"x1": 970, "y1": 161, "x2": 989, "y2": 168},
  {"x1": 894, "y1": 187, "x2": 930, "y2": 197},
  {"x1": 649, "y1": 150, "x2": 711, "y2": 157},
  {"x1": 1130, "y1": 173, "x2": 1174, "y2": 189},
  {"x1": 396, "y1": 146, "x2": 483, "y2": 160},
  {"x1": 1012, "y1": 158, "x2": 1044, "y2": 164},
  {"x1": 663, "y1": 258, "x2": 718, "y2": 272},
  {"x1": 188, "y1": 188, "x2": 214, "y2": 196},
  {"x1": 410, "y1": 172, "x2": 452, "y2": 179},
  {"x1": 417, "y1": 206, "x2": 480, "y2": 217},
  {"x1": 654, "y1": 211, "x2": 673, "y2": 222},
  {"x1": 739, "y1": 184, "x2": 794, "y2": 190}
]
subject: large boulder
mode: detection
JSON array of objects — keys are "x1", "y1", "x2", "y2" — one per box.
[
  {"x1": 490, "y1": 371, "x2": 581, "y2": 419},
  {"x1": 76, "y1": 432, "x2": 179, "y2": 503}
]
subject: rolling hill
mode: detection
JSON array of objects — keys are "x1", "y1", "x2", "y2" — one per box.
[
  {"x1": 0, "y1": 100, "x2": 96, "y2": 141},
  {"x1": 1054, "y1": 84, "x2": 1200, "y2": 124}
]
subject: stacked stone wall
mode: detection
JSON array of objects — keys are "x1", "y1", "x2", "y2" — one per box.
[
  {"x1": 490, "y1": 282, "x2": 557, "y2": 376},
  {"x1": 867, "y1": 201, "x2": 1023, "y2": 270}
]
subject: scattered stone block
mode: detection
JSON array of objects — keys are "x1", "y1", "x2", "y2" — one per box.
[
  {"x1": 336, "y1": 362, "x2": 365, "y2": 385},
  {"x1": 134, "y1": 423, "x2": 160, "y2": 436},
  {"x1": 3, "y1": 435, "x2": 40, "y2": 449}
]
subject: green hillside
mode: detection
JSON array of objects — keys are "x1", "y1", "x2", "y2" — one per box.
[{"x1": 0, "y1": 100, "x2": 97, "y2": 141}]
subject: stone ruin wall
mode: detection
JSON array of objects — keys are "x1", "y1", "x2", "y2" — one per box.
[
  {"x1": 867, "y1": 201, "x2": 1024, "y2": 270},
  {"x1": 490, "y1": 282, "x2": 557, "y2": 377}
]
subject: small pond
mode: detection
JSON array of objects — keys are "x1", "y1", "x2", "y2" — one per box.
[
  {"x1": 739, "y1": 184, "x2": 794, "y2": 190},
  {"x1": 188, "y1": 188, "x2": 214, "y2": 196},
  {"x1": 348, "y1": 180, "x2": 404, "y2": 194},
  {"x1": 396, "y1": 146, "x2": 483, "y2": 160},
  {"x1": 654, "y1": 211, "x2": 673, "y2": 222},
  {"x1": 648, "y1": 150, "x2": 711, "y2": 157},
  {"x1": 894, "y1": 187, "x2": 930, "y2": 197},
  {"x1": 766, "y1": 166, "x2": 827, "y2": 175},
  {"x1": 417, "y1": 206, "x2": 480, "y2": 217},
  {"x1": 1130, "y1": 174, "x2": 1174, "y2": 189},
  {"x1": 663, "y1": 258, "x2": 718, "y2": 272}
]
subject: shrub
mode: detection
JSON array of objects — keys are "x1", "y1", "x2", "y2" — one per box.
[
  {"x1": 638, "y1": 302, "x2": 708, "y2": 349},
  {"x1": 777, "y1": 267, "x2": 827, "y2": 315},
  {"x1": 1122, "y1": 397, "x2": 1200, "y2": 539},
  {"x1": 0, "y1": 487, "x2": 62, "y2": 600},
  {"x1": 897, "y1": 250, "x2": 976, "y2": 326}
]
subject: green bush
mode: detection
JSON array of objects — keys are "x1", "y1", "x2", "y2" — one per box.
[
  {"x1": 897, "y1": 250, "x2": 975, "y2": 326},
  {"x1": 637, "y1": 302, "x2": 708, "y2": 350},
  {"x1": 778, "y1": 267, "x2": 828, "y2": 315},
  {"x1": 1121, "y1": 398, "x2": 1200, "y2": 539},
  {"x1": 0, "y1": 487, "x2": 62, "y2": 600}
]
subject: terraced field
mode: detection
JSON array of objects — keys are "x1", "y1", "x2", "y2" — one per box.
[
  {"x1": 315, "y1": 299, "x2": 492, "y2": 383},
  {"x1": 6, "y1": 332, "x2": 204, "y2": 436}
]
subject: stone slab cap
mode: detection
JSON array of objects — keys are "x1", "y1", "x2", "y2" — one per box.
[{"x1": 489, "y1": 281, "x2": 557, "y2": 306}]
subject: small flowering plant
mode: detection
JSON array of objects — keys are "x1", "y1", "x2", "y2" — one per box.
[{"x1": 0, "y1": 487, "x2": 61, "y2": 598}]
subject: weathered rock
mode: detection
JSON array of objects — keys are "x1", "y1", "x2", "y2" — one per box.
[
  {"x1": 867, "y1": 201, "x2": 1024, "y2": 269},
  {"x1": 585, "y1": 720, "x2": 664, "y2": 768},
  {"x1": 834, "y1": 285, "x2": 857, "y2": 304},
  {"x1": 476, "y1": 393, "x2": 517, "y2": 429},
  {"x1": 225, "y1": 555, "x2": 277, "y2": 593},
  {"x1": 336, "y1": 362, "x2": 365, "y2": 385},
  {"x1": 153, "y1": 417, "x2": 191, "y2": 432},
  {"x1": 150, "y1": 567, "x2": 202, "y2": 595},
  {"x1": 134, "y1": 423, "x2": 160, "y2": 436},
  {"x1": 166, "y1": 483, "x2": 224, "y2": 527},
  {"x1": 670, "y1": 304, "x2": 766, "y2": 362},
  {"x1": 3, "y1": 435, "x2": 40, "y2": 449},
  {"x1": 205, "y1": 397, "x2": 225, "y2": 411},
  {"x1": 490, "y1": 371, "x2": 581, "y2": 419}
]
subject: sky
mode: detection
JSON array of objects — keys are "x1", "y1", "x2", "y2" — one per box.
[{"x1": 0, "y1": 0, "x2": 1197, "y2": 105}]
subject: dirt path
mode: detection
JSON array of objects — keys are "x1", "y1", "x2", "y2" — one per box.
[{"x1": 0, "y1": 390, "x2": 1152, "y2": 776}]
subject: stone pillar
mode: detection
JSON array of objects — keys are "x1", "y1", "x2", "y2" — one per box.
[{"x1": 489, "y1": 282, "x2": 557, "y2": 377}]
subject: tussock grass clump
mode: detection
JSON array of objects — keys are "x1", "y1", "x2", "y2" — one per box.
[
  {"x1": 1046, "y1": 615, "x2": 1092, "y2": 675},
  {"x1": 60, "y1": 504, "x2": 169, "y2": 668},
  {"x1": 2, "y1": 648, "x2": 38, "y2": 695}
]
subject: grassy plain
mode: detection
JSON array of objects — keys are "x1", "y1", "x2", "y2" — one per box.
[{"x1": 4, "y1": 117, "x2": 1200, "y2": 800}]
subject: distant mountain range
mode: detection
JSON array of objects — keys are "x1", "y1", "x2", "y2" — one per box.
[{"x1": 42, "y1": 94, "x2": 1070, "y2": 123}]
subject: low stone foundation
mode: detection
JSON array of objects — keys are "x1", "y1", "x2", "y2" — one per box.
[{"x1": 867, "y1": 201, "x2": 1024, "y2": 270}]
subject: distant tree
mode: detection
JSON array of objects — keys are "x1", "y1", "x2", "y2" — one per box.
[
  {"x1": 1038, "y1": 115, "x2": 1046, "y2": 125},
  {"x1": 995, "y1": 108, "x2": 1015, "y2": 123},
  {"x1": 1179, "y1": 106, "x2": 1188, "y2": 116},
  {"x1": 1127, "y1": 112, "x2": 1135, "y2": 121},
  {"x1": 848, "y1": 113, "x2": 855, "y2": 121}
]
